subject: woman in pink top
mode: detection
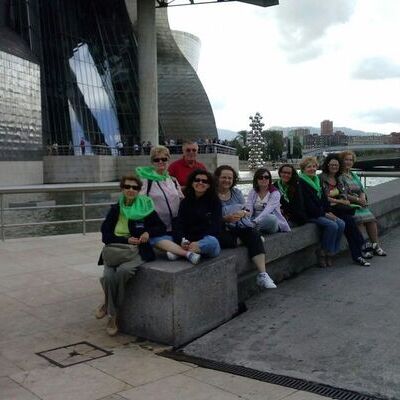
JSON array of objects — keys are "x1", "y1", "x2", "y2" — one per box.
[{"x1": 246, "y1": 168, "x2": 290, "y2": 234}]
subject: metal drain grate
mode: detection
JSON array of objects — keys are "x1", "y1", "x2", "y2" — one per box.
[
  {"x1": 161, "y1": 351, "x2": 389, "y2": 400},
  {"x1": 36, "y1": 341, "x2": 112, "y2": 368}
]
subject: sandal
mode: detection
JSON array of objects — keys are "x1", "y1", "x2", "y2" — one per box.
[{"x1": 372, "y1": 243, "x2": 387, "y2": 256}]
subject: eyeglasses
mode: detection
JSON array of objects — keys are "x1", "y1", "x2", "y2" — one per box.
[
  {"x1": 185, "y1": 148, "x2": 197, "y2": 153},
  {"x1": 193, "y1": 178, "x2": 209, "y2": 184},
  {"x1": 152, "y1": 157, "x2": 168, "y2": 163},
  {"x1": 122, "y1": 184, "x2": 140, "y2": 190},
  {"x1": 258, "y1": 175, "x2": 270, "y2": 180}
]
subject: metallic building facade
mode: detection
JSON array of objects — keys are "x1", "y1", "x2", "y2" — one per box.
[{"x1": 1, "y1": 0, "x2": 218, "y2": 159}]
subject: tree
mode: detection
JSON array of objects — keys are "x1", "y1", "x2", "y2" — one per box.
[
  {"x1": 263, "y1": 130, "x2": 284, "y2": 161},
  {"x1": 248, "y1": 113, "x2": 266, "y2": 170},
  {"x1": 230, "y1": 130, "x2": 250, "y2": 160},
  {"x1": 287, "y1": 136, "x2": 303, "y2": 159}
]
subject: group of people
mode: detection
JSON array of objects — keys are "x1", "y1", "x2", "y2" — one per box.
[{"x1": 96, "y1": 142, "x2": 386, "y2": 336}]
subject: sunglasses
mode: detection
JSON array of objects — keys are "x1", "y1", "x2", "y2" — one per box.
[
  {"x1": 258, "y1": 175, "x2": 270, "y2": 180},
  {"x1": 193, "y1": 178, "x2": 209, "y2": 184},
  {"x1": 152, "y1": 157, "x2": 168, "y2": 163},
  {"x1": 185, "y1": 148, "x2": 197, "y2": 153},
  {"x1": 122, "y1": 184, "x2": 140, "y2": 190}
]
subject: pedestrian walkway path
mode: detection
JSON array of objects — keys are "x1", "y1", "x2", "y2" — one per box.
[
  {"x1": 0, "y1": 233, "x2": 329, "y2": 400},
  {"x1": 183, "y1": 227, "x2": 400, "y2": 399}
]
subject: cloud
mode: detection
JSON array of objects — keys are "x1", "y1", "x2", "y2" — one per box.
[
  {"x1": 352, "y1": 57, "x2": 400, "y2": 80},
  {"x1": 275, "y1": 0, "x2": 356, "y2": 63},
  {"x1": 357, "y1": 108, "x2": 400, "y2": 124}
]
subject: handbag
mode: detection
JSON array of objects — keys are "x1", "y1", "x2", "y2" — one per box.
[
  {"x1": 331, "y1": 203, "x2": 356, "y2": 216},
  {"x1": 101, "y1": 243, "x2": 142, "y2": 268}
]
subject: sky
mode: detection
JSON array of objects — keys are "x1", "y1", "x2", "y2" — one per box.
[{"x1": 168, "y1": 0, "x2": 400, "y2": 135}]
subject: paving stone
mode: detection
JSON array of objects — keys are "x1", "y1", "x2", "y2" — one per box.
[
  {"x1": 184, "y1": 367, "x2": 297, "y2": 400},
  {"x1": 11, "y1": 364, "x2": 131, "y2": 400},
  {"x1": 88, "y1": 347, "x2": 194, "y2": 387},
  {"x1": 0, "y1": 377, "x2": 41, "y2": 400},
  {"x1": 119, "y1": 374, "x2": 243, "y2": 400}
]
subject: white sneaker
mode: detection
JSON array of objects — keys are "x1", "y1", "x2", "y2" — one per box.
[
  {"x1": 257, "y1": 272, "x2": 277, "y2": 289},
  {"x1": 166, "y1": 251, "x2": 180, "y2": 261},
  {"x1": 187, "y1": 252, "x2": 201, "y2": 265}
]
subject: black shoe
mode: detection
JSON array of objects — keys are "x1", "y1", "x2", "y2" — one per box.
[
  {"x1": 355, "y1": 257, "x2": 371, "y2": 267},
  {"x1": 372, "y1": 243, "x2": 387, "y2": 256},
  {"x1": 362, "y1": 251, "x2": 373, "y2": 259}
]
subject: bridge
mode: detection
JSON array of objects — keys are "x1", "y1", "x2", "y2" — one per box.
[{"x1": 303, "y1": 144, "x2": 400, "y2": 170}]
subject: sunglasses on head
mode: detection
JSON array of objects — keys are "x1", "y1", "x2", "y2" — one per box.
[
  {"x1": 185, "y1": 148, "x2": 197, "y2": 153},
  {"x1": 258, "y1": 175, "x2": 270, "y2": 180},
  {"x1": 152, "y1": 157, "x2": 168, "y2": 163},
  {"x1": 122, "y1": 184, "x2": 140, "y2": 190},
  {"x1": 194, "y1": 178, "x2": 209, "y2": 184}
]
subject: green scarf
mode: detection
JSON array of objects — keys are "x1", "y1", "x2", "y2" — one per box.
[
  {"x1": 136, "y1": 166, "x2": 169, "y2": 182},
  {"x1": 350, "y1": 171, "x2": 363, "y2": 189},
  {"x1": 299, "y1": 172, "x2": 322, "y2": 198},
  {"x1": 119, "y1": 194, "x2": 155, "y2": 220},
  {"x1": 276, "y1": 179, "x2": 290, "y2": 203}
]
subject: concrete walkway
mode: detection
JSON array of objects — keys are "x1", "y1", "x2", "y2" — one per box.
[
  {"x1": 0, "y1": 233, "x2": 328, "y2": 400},
  {"x1": 183, "y1": 227, "x2": 400, "y2": 399}
]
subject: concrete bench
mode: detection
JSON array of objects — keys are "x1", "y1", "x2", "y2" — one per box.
[{"x1": 120, "y1": 179, "x2": 400, "y2": 347}]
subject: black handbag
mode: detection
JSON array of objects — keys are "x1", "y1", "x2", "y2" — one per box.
[{"x1": 331, "y1": 204, "x2": 356, "y2": 216}]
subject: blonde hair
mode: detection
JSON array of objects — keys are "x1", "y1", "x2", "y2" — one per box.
[
  {"x1": 339, "y1": 150, "x2": 356, "y2": 162},
  {"x1": 150, "y1": 145, "x2": 170, "y2": 160},
  {"x1": 299, "y1": 156, "x2": 318, "y2": 171}
]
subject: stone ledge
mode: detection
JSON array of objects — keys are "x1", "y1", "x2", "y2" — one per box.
[{"x1": 120, "y1": 178, "x2": 400, "y2": 346}]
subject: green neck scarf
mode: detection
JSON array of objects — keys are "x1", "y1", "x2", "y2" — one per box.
[
  {"x1": 299, "y1": 172, "x2": 322, "y2": 198},
  {"x1": 350, "y1": 171, "x2": 363, "y2": 188},
  {"x1": 136, "y1": 166, "x2": 169, "y2": 182},
  {"x1": 119, "y1": 194, "x2": 155, "y2": 220},
  {"x1": 276, "y1": 179, "x2": 290, "y2": 203}
]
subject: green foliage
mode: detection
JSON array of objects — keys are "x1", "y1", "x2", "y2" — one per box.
[{"x1": 263, "y1": 130, "x2": 284, "y2": 161}]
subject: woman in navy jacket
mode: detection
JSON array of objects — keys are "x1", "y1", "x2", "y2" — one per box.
[
  {"x1": 298, "y1": 157, "x2": 345, "y2": 267},
  {"x1": 96, "y1": 175, "x2": 166, "y2": 336}
]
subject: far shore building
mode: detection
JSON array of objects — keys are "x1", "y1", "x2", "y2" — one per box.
[{"x1": 321, "y1": 120, "x2": 334, "y2": 135}]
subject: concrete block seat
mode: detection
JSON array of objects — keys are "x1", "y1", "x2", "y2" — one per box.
[
  {"x1": 119, "y1": 179, "x2": 400, "y2": 347},
  {"x1": 119, "y1": 223, "x2": 322, "y2": 347}
]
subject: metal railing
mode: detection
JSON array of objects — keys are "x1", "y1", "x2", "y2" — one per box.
[
  {"x1": 1, "y1": 171, "x2": 399, "y2": 241},
  {"x1": 46, "y1": 143, "x2": 236, "y2": 156}
]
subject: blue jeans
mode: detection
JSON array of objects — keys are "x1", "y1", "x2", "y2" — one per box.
[
  {"x1": 311, "y1": 216, "x2": 345, "y2": 254},
  {"x1": 255, "y1": 214, "x2": 279, "y2": 234},
  {"x1": 198, "y1": 235, "x2": 221, "y2": 258}
]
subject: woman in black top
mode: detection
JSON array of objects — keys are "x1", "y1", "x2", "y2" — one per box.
[
  {"x1": 96, "y1": 175, "x2": 167, "y2": 336},
  {"x1": 274, "y1": 164, "x2": 306, "y2": 227},
  {"x1": 174, "y1": 169, "x2": 222, "y2": 258}
]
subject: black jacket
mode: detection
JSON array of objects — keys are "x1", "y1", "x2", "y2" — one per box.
[
  {"x1": 298, "y1": 179, "x2": 330, "y2": 220},
  {"x1": 98, "y1": 203, "x2": 167, "y2": 264},
  {"x1": 174, "y1": 194, "x2": 222, "y2": 243},
  {"x1": 274, "y1": 181, "x2": 307, "y2": 225}
]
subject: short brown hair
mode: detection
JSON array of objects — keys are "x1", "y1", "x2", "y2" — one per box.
[
  {"x1": 299, "y1": 156, "x2": 318, "y2": 171},
  {"x1": 339, "y1": 150, "x2": 356, "y2": 162},
  {"x1": 120, "y1": 175, "x2": 142, "y2": 190}
]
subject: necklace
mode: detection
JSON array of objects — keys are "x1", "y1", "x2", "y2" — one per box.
[{"x1": 218, "y1": 191, "x2": 231, "y2": 200}]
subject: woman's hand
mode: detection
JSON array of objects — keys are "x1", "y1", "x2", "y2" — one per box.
[
  {"x1": 224, "y1": 213, "x2": 242, "y2": 223},
  {"x1": 325, "y1": 212, "x2": 337, "y2": 221},
  {"x1": 139, "y1": 232, "x2": 149, "y2": 243},
  {"x1": 128, "y1": 236, "x2": 140, "y2": 245},
  {"x1": 340, "y1": 199, "x2": 351, "y2": 205}
]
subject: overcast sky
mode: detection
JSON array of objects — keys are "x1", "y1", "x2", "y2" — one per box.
[{"x1": 168, "y1": 0, "x2": 400, "y2": 134}]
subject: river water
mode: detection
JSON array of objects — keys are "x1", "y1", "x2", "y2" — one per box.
[{"x1": 1, "y1": 176, "x2": 397, "y2": 240}]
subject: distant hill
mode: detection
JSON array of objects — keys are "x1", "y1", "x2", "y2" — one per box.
[{"x1": 217, "y1": 128, "x2": 238, "y2": 141}]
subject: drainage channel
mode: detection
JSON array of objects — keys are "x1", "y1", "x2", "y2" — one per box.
[{"x1": 161, "y1": 351, "x2": 390, "y2": 400}]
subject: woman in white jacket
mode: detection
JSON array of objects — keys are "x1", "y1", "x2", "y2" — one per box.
[{"x1": 246, "y1": 168, "x2": 290, "y2": 234}]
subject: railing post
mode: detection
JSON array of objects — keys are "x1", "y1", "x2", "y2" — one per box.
[
  {"x1": 0, "y1": 194, "x2": 4, "y2": 241},
  {"x1": 364, "y1": 176, "x2": 367, "y2": 188},
  {"x1": 82, "y1": 191, "x2": 86, "y2": 235}
]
